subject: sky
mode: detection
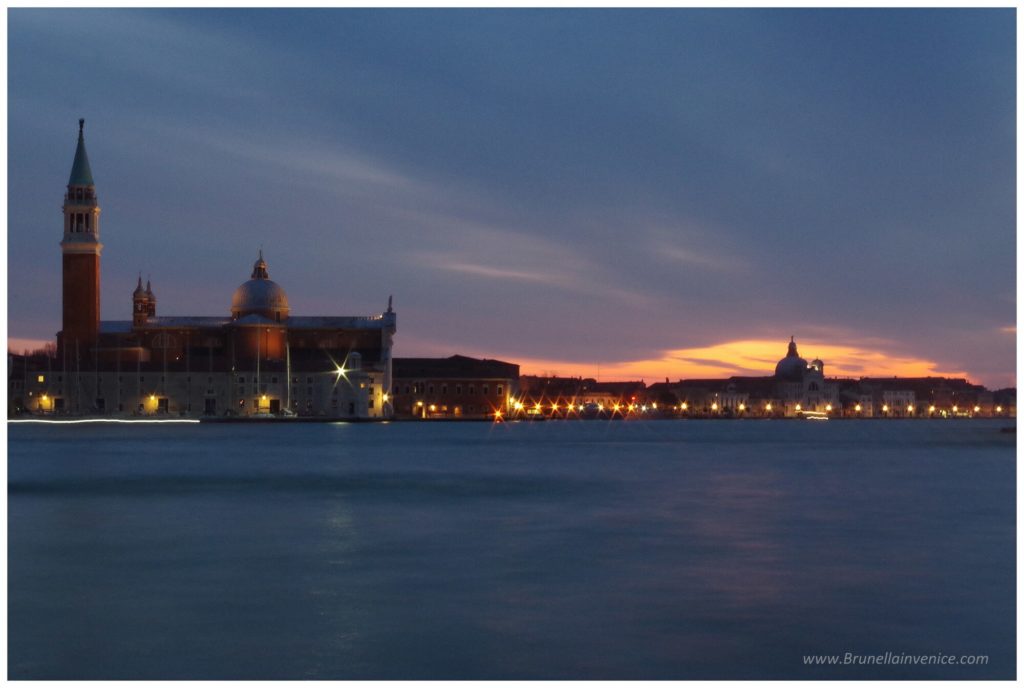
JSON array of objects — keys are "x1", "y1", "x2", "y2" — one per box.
[{"x1": 7, "y1": 9, "x2": 1017, "y2": 387}]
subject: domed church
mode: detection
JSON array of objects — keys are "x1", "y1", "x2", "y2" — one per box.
[
  {"x1": 49, "y1": 120, "x2": 397, "y2": 418},
  {"x1": 773, "y1": 336, "x2": 837, "y2": 413}
]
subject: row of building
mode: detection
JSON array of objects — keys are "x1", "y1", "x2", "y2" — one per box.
[
  {"x1": 5, "y1": 121, "x2": 1016, "y2": 421},
  {"x1": 9, "y1": 340, "x2": 1015, "y2": 420}
]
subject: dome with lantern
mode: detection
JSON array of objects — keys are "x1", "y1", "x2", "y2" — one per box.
[
  {"x1": 231, "y1": 250, "x2": 290, "y2": 321},
  {"x1": 774, "y1": 336, "x2": 809, "y2": 382}
]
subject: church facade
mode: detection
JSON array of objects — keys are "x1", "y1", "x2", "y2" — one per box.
[{"x1": 18, "y1": 120, "x2": 397, "y2": 419}]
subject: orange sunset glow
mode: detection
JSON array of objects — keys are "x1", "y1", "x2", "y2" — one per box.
[{"x1": 511, "y1": 338, "x2": 970, "y2": 382}]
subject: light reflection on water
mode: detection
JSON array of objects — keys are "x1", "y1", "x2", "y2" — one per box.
[{"x1": 8, "y1": 420, "x2": 1015, "y2": 679}]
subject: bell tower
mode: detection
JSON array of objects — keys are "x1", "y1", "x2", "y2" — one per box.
[{"x1": 59, "y1": 118, "x2": 102, "y2": 358}]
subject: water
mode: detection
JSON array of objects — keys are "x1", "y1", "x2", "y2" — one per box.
[{"x1": 8, "y1": 420, "x2": 1016, "y2": 679}]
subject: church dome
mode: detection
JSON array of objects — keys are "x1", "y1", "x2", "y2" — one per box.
[
  {"x1": 231, "y1": 251, "x2": 290, "y2": 321},
  {"x1": 774, "y1": 337, "x2": 808, "y2": 381}
]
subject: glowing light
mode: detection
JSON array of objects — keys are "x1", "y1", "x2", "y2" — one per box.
[
  {"x1": 383, "y1": 393, "x2": 389, "y2": 402},
  {"x1": 416, "y1": 401, "x2": 424, "y2": 407},
  {"x1": 651, "y1": 402, "x2": 657, "y2": 409},
  {"x1": 514, "y1": 401, "x2": 524, "y2": 410},
  {"x1": 765, "y1": 403, "x2": 772, "y2": 412},
  {"x1": 711, "y1": 402, "x2": 719, "y2": 411},
  {"x1": 551, "y1": 403, "x2": 559, "y2": 411},
  {"x1": 613, "y1": 403, "x2": 620, "y2": 412},
  {"x1": 738, "y1": 403, "x2": 746, "y2": 411},
  {"x1": 907, "y1": 404, "x2": 914, "y2": 413},
  {"x1": 952, "y1": 405, "x2": 958, "y2": 413},
  {"x1": 973, "y1": 405, "x2": 981, "y2": 413},
  {"x1": 928, "y1": 405, "x2": 936, "y2": 413},
  {"x1": 680, "y1": 402, "x2": 688, "y2": 411},
  {"x1": 882, "y1": 405, "x2": 889, "y2": 412},
  {"x1": 261, "y1": 395, "x2": 267, "y2": 401},
  {"x1": 996, "y1": 406, "x2": 1003, "y2": 413},
  {"x1": 429, "y1": 404, "x2": 437, "y2": 412},
  {"x1": 150, "y1": 394, "x2": 156, "y2": 401},
  {"x1": 855, "y1": 404, "x2": 862, "y2": 412},
  {"x1": 37, "y1": 375, "x2": 45, "y2": 383},
  {"x1": 795, "y1": 404, "x2": 802, "y2": 412},
  {"x1": 825, "y1": 404, "x2": 832, "y2": 412},
  {"x1": 41, "y1": 394, "x2": 48, "y2": 401},
  {"x1": 598, "y1": 403, "x2": 605, "y2": 411}
]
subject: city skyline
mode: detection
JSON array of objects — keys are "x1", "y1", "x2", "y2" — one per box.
[{"x1": 7, "y1": 9, "x2": 1016, "y2": 388}]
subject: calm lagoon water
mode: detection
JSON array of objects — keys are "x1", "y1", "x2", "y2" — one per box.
[{"x1": 8, "y1": 419, "x2": 1016, "y2": 679}]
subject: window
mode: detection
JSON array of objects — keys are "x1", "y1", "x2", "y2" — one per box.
[
  {"x1": 456, "y1": 385, "x2": 462, "y2": 395},
  {"x1": 483, "y1": 384, "x2": 489, "y2": 395},
  {"x1": 469, "y1": 385, "x2": 475, "y2": 395},
  {"x1": 306, "y1": 377, "x2": 313, "y2": 384},
  {"x1": 368, "y1": 398, "x2": 374, "y2": 409},
  {"x1": 238, "y1": 376, "x2": 245, "y2": 384},
  {"x1": 271, "y1": 376, "x2": 278, "y2": 384},
  {"x1": 441, "y1": 384, "x2": 448, "y2": 395},
  {"x1": 405, "y1": 385, "x2": 411, "y2": 394},
  {"x1": 37, "y1": 375, "x2": 44, "y2": 383},
  {"x1": 239, "y1": 399, "x2": 246, "y2": 407},
  {"x1": 497, "y1": 385, "x2": 503, "y2": 396},
  {"x1": 428, "y1": 385, "x2": 434, "y2": 394},
  {"x1": 292, "y1": 377, "x2": 298, "y2": 384}
]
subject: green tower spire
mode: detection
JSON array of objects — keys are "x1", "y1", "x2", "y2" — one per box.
[{"x1": 68, "y1": 118, "x2": 94, "y2": 187}]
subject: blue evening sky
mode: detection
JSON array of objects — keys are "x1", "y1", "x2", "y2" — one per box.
[{"x1": 7, "y1": 9, "x2": 1016, "y2": 386}]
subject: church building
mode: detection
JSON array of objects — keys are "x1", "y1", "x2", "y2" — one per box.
[{"x1": 22, "y1": 120, "x2": 397, "y2": 418}]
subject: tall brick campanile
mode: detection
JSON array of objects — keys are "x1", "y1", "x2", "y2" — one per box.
[{"x1": 58, "y1": 119, "x2": 102, "y2": 360}]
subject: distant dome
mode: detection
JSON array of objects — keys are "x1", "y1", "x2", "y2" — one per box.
[
  {"x1": 775, "y1": 337, "x2": 808, "y2": 381},
  {"x1": 231, "y1": 251, "x2": 290, "y2": 321}
]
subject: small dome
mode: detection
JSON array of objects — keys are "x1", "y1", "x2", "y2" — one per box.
[
  {"x1": 231, "y1": 251, "x2": 290, "y2": 320},
  {"x1": 775, "y1": 337, "x2": 808, "y2": 381}
]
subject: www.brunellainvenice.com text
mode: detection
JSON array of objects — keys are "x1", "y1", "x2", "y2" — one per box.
[{"x1": 803, "y1": 652, "x2": 989, "y2": 666}]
